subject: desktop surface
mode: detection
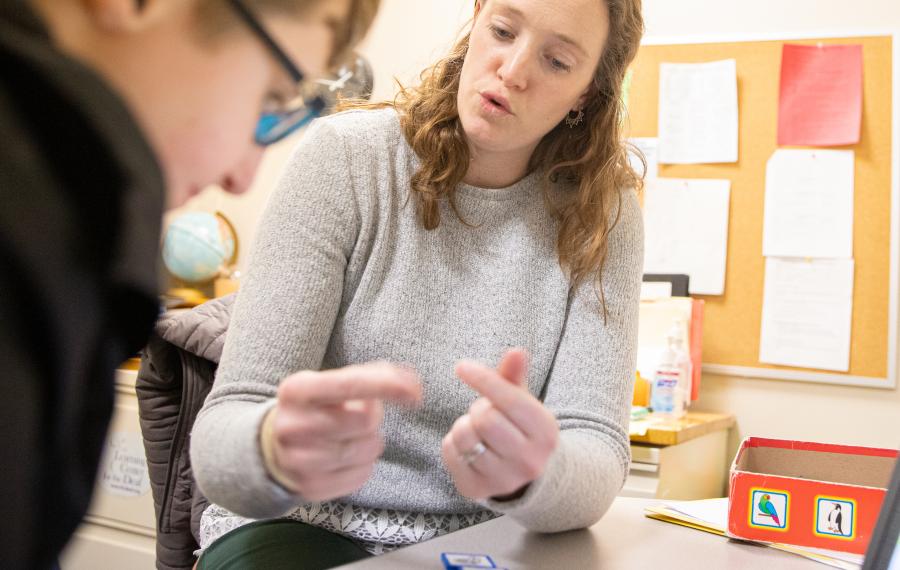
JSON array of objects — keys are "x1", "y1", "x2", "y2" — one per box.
[{"x1": 336, "y1": 497, "x2": 818, "y2": 569}]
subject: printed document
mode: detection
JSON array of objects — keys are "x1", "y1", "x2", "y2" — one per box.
[
  {"x1": 763, "y1": 149, "x2": 854, "y2": 259},
  {"x1": 643, "y1": 178, "x2": 731, "y2": 295},
  {"x1": 759, "y1": 257, "x2": 854, "y2": 372},
  {"x1": 658, "y1": 59, "x2": 739, "y2": 164},
  {"x1": 628, "y1": 137, "x2": 659, "y2": 180}
]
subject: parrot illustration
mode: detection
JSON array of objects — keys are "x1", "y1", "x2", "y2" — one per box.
[{"x1": 757, "y1": 494, "x2": 781, "y2": 526}]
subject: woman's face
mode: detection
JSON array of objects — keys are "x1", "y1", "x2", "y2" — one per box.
[{"x1": 457, "y1": 0, "x2": 609, "y2": 159}]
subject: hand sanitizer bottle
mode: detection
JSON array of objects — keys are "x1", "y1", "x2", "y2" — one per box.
[{"x1": 651, "y1": 320, "x2": 690, "y2": 419}]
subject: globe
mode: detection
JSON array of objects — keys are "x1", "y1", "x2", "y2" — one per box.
[{"x1": 162, "y1": 212, "x2": 236, "y2": 283}]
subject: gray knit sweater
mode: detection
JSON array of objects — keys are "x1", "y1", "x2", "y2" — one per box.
[{"x1": 190, "y1": 108, "x2": 643, "y2": 552}]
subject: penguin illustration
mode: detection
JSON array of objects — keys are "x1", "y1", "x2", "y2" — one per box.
[{"x1": 827, "y1": 503, "x2": 844, "y2": 534}]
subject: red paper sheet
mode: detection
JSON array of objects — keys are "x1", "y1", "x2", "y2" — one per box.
[{"x1": 778, "y1": 43, "x2": 863, "y2": 147}]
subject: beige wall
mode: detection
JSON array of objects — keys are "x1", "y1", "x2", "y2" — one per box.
[{"x1": 174, "y1": 0, "x2": 900, "y2": 452}]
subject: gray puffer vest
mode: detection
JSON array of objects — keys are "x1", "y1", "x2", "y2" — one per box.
[{"x1": 136, "y1": 294, "x2": 234, "y2": 570}]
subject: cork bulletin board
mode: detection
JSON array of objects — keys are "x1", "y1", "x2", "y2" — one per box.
[{"x1": 627, "y1": 33, "x2": 899, "y2": 388}]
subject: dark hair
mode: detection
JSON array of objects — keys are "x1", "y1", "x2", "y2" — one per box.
[{"x1": 196, "y1": 0, "x2": 381, "y2": 68}]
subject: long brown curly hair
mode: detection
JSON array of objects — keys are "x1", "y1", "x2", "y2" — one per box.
[{"x1": 345, "y1": 0, "x2": 644, "y2": 299}]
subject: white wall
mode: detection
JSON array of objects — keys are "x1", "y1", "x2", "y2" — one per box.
[{"x1": 175, "y1": 0, "x2": 900, "y2": 453}]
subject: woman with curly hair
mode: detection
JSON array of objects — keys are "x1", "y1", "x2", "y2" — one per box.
[{"x1": 190, "y1": 0, "x2": 646, "y2": 567}]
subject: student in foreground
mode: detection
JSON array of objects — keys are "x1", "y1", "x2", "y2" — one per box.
[
  {"x1": 0, "y1": 0, "x2": 381, "y2": 568},
  {"x1": 190, "y1": 0, "x2": 646, "y2": 567}
]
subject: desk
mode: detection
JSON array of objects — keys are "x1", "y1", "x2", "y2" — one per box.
[
  {"x1": 625, "y1": 412, "x2": 735, "y2": 500},
  {"x1": 630, "y1": 411, "x2": 735, "y2": 446},
  {"x1": 336, "y1": 497, "x2": 816, "y2": 569}
]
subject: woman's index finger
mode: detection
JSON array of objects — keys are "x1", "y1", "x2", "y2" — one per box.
[
  {"x1": 454, "y1": 360, "x2": 539, "y2": 436},
  {"x1": 282, "y1": 363, "x2": 422, "y2": 407}
]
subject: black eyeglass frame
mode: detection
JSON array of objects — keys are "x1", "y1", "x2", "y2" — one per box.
[
  {"x1": 226, "y1": 0, "x2": 305, "y2": 83},
  {"x1": 225, "y1": 0, "x2": 327, "y2": 145}
]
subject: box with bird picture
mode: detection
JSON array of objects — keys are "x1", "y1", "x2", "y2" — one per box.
[{"x1": 726, "y1": 437, "x2": 898, "y2": 555}]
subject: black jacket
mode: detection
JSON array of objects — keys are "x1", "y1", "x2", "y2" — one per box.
[{"x1": 0, "y1": 2, "x2": 164, "y2": 568}]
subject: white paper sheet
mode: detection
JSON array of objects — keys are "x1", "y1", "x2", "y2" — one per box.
[
  {"x1": 666, "y1": 498, "x2": 728, "y2": 530},
  {"x1": 759, "y1": 257, "x2": 855, "y2": 372},
  {"x1": 661, "y1": 499, "x2": 864, "y2": 568},
  {"x1": 643, "y1": 178, "x2": 731, "y2": 295},
  {"x1": 658, "y1": 59, "x2": 739, "y2": 164},
  {"x1": 628, "y1": 137, "x2": 659, "y2": 180},
  {"x1": 763, "y1": 149, "x2": 855, "y2": 259},
  {"x1": 639, "y1": 281, "x2": 672, "y2": 301}
]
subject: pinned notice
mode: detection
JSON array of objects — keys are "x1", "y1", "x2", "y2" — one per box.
[
  {"x1": 628, "y1": 137, "x2": 659, "y2": 180},
  {"x1": 763, "y1": 149, "x2": 854, "y2": 259},
  {"x1": 658, "y1": 59, "x2": 739, "y2": 164},
  {"x1": 778, "y1": 43, "x2": 863, "y2": 147},
  {"x1": 643, "y1": 178, "x2": 731, "y2": 296},
  {"x1": 759, "y1": 257, "x2": 854, "y2": 372}
]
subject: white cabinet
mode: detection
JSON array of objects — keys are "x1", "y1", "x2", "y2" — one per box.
[
  {"x1": 60, "y1": 369, "x2": 157, "y2": 570},
  {"x1": 622, "y1": 429, "x2": 730, "y2": 500},
  {"x1": 60, "y1": 523, "x2": 155, "y2": 570}
]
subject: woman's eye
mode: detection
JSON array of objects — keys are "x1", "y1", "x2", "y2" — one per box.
[
  {"x1": 489, "y1": 25, "x2": 514, "y2": 41},
  {"x1": 549, "y1": 57, "x2": 572, "y2": 73}
]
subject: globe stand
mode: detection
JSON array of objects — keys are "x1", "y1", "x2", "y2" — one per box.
[
  {"x1": 163, "y1": 282, "x2": 213, "y2": 309},
  {"x1": 161, "y1": 211, "x2": 240, "y2": 308}
]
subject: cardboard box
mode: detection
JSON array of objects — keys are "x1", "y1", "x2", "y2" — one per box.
[{"x1": 727, "y1": 437, "x2": 898, "y2": 554}]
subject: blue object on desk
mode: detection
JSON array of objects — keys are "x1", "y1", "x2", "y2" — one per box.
[{"x1": 441, "y1": 552, "x2": 497, "y2": 569}]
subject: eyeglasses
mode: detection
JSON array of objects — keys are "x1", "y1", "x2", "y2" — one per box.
[{"x1": 226, "y1": 0, "x2": 351, "y2": 146}]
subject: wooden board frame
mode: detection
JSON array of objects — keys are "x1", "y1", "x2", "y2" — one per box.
[{"x1": 631, "y1": 31, "x2": 899, "y2": 389}]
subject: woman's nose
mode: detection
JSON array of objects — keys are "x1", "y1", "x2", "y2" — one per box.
[{"x1": 497, "y1": 46, "x2": 530, "y2": 91}]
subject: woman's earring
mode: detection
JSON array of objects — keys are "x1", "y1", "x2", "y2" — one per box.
[{"x1": 565, "y1": 109, "x2": 585, "y2": 128}]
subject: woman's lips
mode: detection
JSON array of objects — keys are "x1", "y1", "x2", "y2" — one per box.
[{"x1": 480, "y1": 92, "x2": 512, "y2": 115}]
